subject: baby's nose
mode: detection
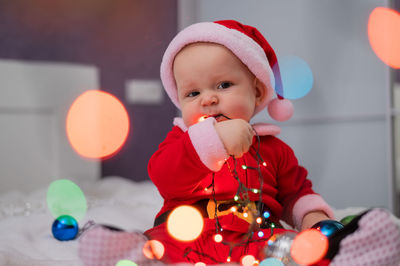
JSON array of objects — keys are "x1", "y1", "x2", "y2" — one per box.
[{"x1": 201, "y1": 92, "x2": 218, "y2": 106}]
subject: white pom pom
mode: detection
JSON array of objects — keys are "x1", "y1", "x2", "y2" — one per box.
[{"x1": 267, "y1": 98, "x2": 294, "y2": 121}]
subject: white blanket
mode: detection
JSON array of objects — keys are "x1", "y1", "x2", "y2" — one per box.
[{"x1": 0, "y1": 177, "x2": 398, "y2": 266}]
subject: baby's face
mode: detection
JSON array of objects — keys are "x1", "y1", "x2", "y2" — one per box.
[{"x1": 173, "y1": 43, "x2": 263, "y2": 127}]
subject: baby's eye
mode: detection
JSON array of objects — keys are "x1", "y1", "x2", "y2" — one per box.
[
  {"x1": 187, "y1": 91, "x2": 200, "y2": 97},
  {"x1": 218, "y1": 82, "x2": 232, "y2": 89}
]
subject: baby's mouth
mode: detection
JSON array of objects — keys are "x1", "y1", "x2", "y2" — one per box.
[
  {"x1": 199, "y1": 114, "x2": 229, "y2": 123},
  {"x1": 210, "y1": 114, "x2": 225, "y2": 122}
]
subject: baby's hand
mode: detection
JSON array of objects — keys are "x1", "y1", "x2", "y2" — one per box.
[
  {"x1": 214, "y1": 119, "x2": 254, "y2": 158},
  {"x1": 301, "y1": 211, "x2": 331, "y2": 231}
]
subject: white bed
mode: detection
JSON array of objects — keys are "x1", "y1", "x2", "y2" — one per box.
[{"x1": 0, "y1": 176, "x2": 399, "y2": 266}]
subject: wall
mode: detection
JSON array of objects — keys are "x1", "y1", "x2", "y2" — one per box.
[
  {"x1": 179, "y1": 0, "x2": 395, "y2": 211},
  {"x1": 0, "y1": 0, "x2": 177, "y2": 182}
]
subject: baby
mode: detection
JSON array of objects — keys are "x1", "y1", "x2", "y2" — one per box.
[
  {"x1": 144, "y1": 20, "x2": 400, "y2": 265},
  {"x1": 78, "y1": 20, "x2": 400, "y2": 266}
]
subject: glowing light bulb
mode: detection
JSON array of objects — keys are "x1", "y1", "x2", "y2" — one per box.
[
  {"x1": 47, "y1": 179, "x2": 87, "y2": 221},
  {"x1": 234, "y1": 195, "x2": 240, "y2": 201},
  {"x1": 260, "y1": 258, "x2": 283, "y2": 266},
  {"x1": 275, "y1": 55, "x2": 314, "y2": 99},
  {"x1": 198, "y1": 116, "x2": 207, "y2": 123},
  {"x1": 263, "y1": 211, "x2": 270, "y2": 219},
  {"x1": 142, "y1": 240, "x2": 165, "y2": 260},
  {"x1": 252, "y1": 189, "x2": 259, "y2": 193},
  {"x1": 258, "y1": 231, "x2": 264, "y2": 238},
  {"x1": 66, "y1": 90, "x2": 129, "y2": 159},
  {"x1": 256, "y1": 217, "x2": 262, "y2": 224},
  {"x1": 115, "y1": 260, "x2": 137, "y2": 266},
  {"x1": 243, "y1": 212, "x2": 248, "y2": 218},
  {"x1": 241, "y1": 255, "x2": 256, "y2": 266},
  {"x1": 227, "y1": 256, "x2": 231, "y2": 262},
  {"x1": 268, "y1": 234, "x2": 277, "y2": 245},
  {"x1": 242, "y1": 165, "x2": 248, "y2": 170},
  {"x1": 231, "y1": 206, "x2": 237, "y2": 212},
  {"x1": 368, "y1": 7, "x2": 400, "y2": 69},
  {"x1": 166, "y1": 205, "x2": 204, "y2": 241},
  {"x1": 290, "y1": 229, "x2": 328, "y2": 265},
  {"x1": 214, "y1": 233, "x2": 223, "y2": 243}
]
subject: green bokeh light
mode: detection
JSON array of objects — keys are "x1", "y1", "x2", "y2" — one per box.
[
  {"x1": 115, "y1": 260, "x2": 138, "y2": 266},
  {"x1": 340, "y1": 214, "x2": 358, "y2": 225},
  {"x1": 47, "y1": 179, "x2": 87, "y2": 221}
]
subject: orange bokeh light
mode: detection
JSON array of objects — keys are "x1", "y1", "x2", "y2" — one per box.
[
  {"x1": 368, "y1": 7, "x2": 400, "y2": 68},
  {"x1": 66, "y1": 90, "x2": 130, "y2": 159},
  {"x1": 166, "y1": 205, "x2": 204, "y2": 242},
  {"x1": 142, "y1": 240, "x2": 165, "y2": 260},
  {"x1": 290, "y1": 229, "x2": 328, "y2": 265}
]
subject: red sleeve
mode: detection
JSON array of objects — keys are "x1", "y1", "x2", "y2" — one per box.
[
  {"x1": 147, "y1": 126, "x2": 211, "y2": 200},
  {"x1": 273, "y1": 139, "x2": 316, "y2": 225},
  {"x1": 271, "y1": 138, "x2": 334, "y2": 229}
]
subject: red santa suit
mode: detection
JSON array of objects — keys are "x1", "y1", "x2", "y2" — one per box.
[{"x1": 145, "y1": 117, "x2": 334, "y2": 264}]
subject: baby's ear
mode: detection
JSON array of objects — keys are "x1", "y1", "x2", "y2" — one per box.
[{"x1": 253, "y1": 78, "x2": 267, "y2": 107}]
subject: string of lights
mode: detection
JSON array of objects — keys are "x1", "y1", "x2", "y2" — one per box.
[{"x1": 185, "y1": 116, "x2": 276, "y2": 263}]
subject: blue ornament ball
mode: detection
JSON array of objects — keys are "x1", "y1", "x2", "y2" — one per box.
[
  {"x1": 312, "y1": 220, "x2": 344, "y2": 237},
  {"x1": 52, "y1": 215, "x2": 79, "y2": 241}
]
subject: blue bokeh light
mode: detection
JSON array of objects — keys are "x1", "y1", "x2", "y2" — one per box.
[{"x1": 273, "y1": 55, "x2": 314, "y2": 100}]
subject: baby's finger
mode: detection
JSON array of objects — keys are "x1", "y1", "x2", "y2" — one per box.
[{"x1": 248, "y1": 124, "x2": 255, "y2": 137}]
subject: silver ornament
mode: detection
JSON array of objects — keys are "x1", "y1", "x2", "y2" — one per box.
[{"x1": 263, "y1": 232, "x2": 301, "y2": 266}]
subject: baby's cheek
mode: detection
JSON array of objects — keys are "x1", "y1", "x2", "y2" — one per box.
[
  {"x1": 182, "y1": 111, "x2": 197, "y2": 127},
  {"x1": 182, "y1": 116, "x2": 192, "y2": 127},
  {"x1": 232, "y1": 104, "x2": 253, "y2": 121}
]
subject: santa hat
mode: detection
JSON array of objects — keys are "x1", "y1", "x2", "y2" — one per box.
[{"x1": 160, "y1": 20, "x2": 293, "y2": 122}]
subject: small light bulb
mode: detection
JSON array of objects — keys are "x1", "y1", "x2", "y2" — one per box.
[
  {"x1": 262, "y1": 162, "x2": 267, "y2": 167},
  {"x1": 258, "y1": 231, "x2": 264, "y2": 238},
  {"x1": 234, "y1": 195, "x2": 239, "y2": 201},
  {"x1": 198, "y1": 116, "x2": 207, "y2": 122},
  {"x1": 230, "y1": 206, "x2": 237, "y2": 212},
  {"x1": 214, "y1": 234, "x2": 223, "y2": 243},
  {"x1": 252, "y1": 188, "x2": 259, "y2": 193},
  {"x1": 241, "y1": 165, "x2": 247, "y2": 170},
  {"x1": 243, "y1": 212, "x2": 248, "y2": 218},
  {"x1": 256, "y1": 217, "x2": 262, "y2": 224},
  {"x1": 263, "y1": 211, "x2": 270, "y2": 219},
  {"x1": 227, "y1": 256, "x2": 231, "y2": 262}
]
